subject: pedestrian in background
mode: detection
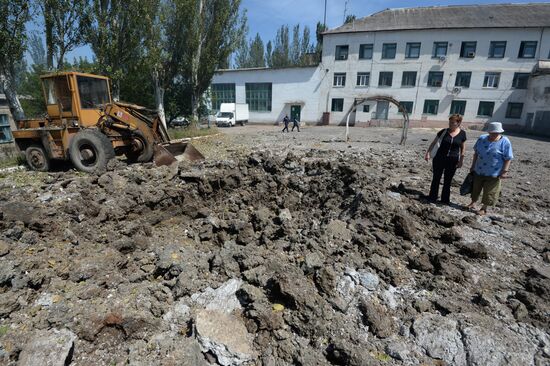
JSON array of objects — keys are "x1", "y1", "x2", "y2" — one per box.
[
  {"x1": 424, "y1": 114, "x2": 467, "y2": 204},
  {"x1": 282, "y1": 115, "x2": 290, "y2": 132},
  {"x1": 467, "y1": 122, "x2": 513, "y2": 216},
  {"x1": 292, "y1": 117, "x2": 300, "y2": 132}
]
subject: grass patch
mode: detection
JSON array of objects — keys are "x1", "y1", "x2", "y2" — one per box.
[
  {"x1": 0, "y1": 325, "x2": 9, "y2": 337},
  {"x1": 168, "y1": 126, "x2": 219, "y2": 140},
  {"x1": 0, "y1": 156, "x2": 25, "y2": 169}
]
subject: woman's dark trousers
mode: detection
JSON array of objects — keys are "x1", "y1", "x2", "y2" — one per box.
[{"x1": 429, "y1": 156, "x2": 458, "y2": 204}]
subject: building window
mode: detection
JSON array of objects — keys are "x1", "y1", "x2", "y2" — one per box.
[
  {"x1": 331, "y1": 98, "x2": 344, "y2": 112},
  {"x1": 489, "y1": 41, "x2": 506, "y2": 58},
  {"x1": 211, "y1": 83, "x2": 235, "y2": 111},
  {"x1": 460, "y1": 42, "x2": 477, "y2": 58},
  {"x1": 401, "y1": 71, "x2": 417, "y2": 87},
  {"x1": 455, "y1": 72, "x2": 472, "y2": 88},
  {"x1": 405, "y1": 43, "x2": 421, "y2": 58},
  {"x1": 428, "y1": 71, "x2": 444, "y2": 87},
  {"x1": 423, "y1": 100, "x2": 439, "y2": 114},
  {"x1": 359, "y1": 44, "x2": 373, "y2": 59},
  {"x1": 356, "y1": 72, "x2": 370, "y2": 87},
  {"x1": 333, "y1": 73, "x2": 346, "y2": 87},
  {"x1": 506, "y1": 103, "x2": 523, "y2": 119},
  {"x1": 433, "y1": 42, "x2": 448, "y2": 57},
  {"x1": 382, "y1": 43, "x2": 397, "y2": 59},
  {"x1": 400, "y1": 101, "x2": 413, "y2": 114},
  {"x1": 450, "y1": 100, "x2": 466, "y2": 115},
  {"x1": 335, "y1": 45, "x2": 349, "y2": 60},
  {"x1": 363, "y1": 105, "x2": 370, "y2": 113},
  {"x1": 483, "y1": 72, "x2": 500, "y2": 88},
  {"x1": 518, "y1": 41, "x2": 537, "y2": 58},
  {"x1": 512, "y1": 73, "x2": 530, "y2": 89},
  {"x1": 245, "y1": 83, "x2": 272, "y2": 112},
  {"x1": 378, "y1": 72, "x2": 393, "y2": 87},
  {"x1": 477, "y1": 101, "x2": 495, "y2": 117},
  {"x1": 0, "y1": 114, "x2": 13, "y2": 143}
]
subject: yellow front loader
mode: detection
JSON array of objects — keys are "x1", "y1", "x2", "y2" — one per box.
[{"x1": 13, "y1": 71, "x2": 203, "y2": 173}]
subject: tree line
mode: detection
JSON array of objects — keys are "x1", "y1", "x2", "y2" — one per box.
[
  {"x1": 234, "y1": 22, "x2": 326, "y2": 69},
  {"x1": 0, "y1": 0, "x2": 330, "y2": 124}
]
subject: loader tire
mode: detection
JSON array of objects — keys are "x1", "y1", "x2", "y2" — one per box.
[
  {"x1": 124, "y1": 130, "x2": 154, "y2": 163},
  {"x1": 69, "y1": 130, "x2": 115, "y2": 173},
  {"x1": 25, "y1": 144, "x2": 50, "y2": 172}
]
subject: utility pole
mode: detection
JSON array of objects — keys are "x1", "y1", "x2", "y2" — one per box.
[
  {"x1": 323, "y1": 0, "x2": 327, "y2": 28},
  {"x1": 343, "y1": 0, "x2": 349, "y2": 24}
]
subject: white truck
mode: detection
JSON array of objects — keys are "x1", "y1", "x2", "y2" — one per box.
[{"x1": 216, "y1": 103, "x2": 249, "y2": 127}]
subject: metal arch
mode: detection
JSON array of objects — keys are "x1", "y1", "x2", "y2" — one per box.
[{"x1": 344, "y1": 95, "x2": 410, "y2": 145}]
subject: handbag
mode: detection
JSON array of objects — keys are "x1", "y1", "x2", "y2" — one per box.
[
  {"x1": 460, "y1": 172, "x2": 474, "y2": 196},
  {"x1": 429, "y1": 130, "x2": 446, "y2": 158}
]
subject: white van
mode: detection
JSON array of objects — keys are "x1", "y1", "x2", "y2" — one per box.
[{"x1": 216, "y1": 103, "x2": 249, "y2": 127}]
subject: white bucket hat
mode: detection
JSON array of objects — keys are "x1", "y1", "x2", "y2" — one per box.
[{"x1": 486, "y1": 122, "x2": 504, "y2": 133}]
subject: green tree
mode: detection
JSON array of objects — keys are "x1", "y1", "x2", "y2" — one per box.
[
  {"x1": 290, "y1": 25, "x2": 301, "y2": 65},
  {"x1": 268, "y1": 24, "x2": 314, "y2": 67},
  {"x1": 314, "y1": 21, "x2": 327, "y2": 63},
  {"x1": 271, "y1": 25, "x2": 290, "y2": 67},
  {"x1": 142, "y1": 0, "x2": 180, "y2": 128},
  {"x1": 300, "y1": 26, "x2": 313, "y2": 65},
  {"x1": 38, "y1": 0, "x2": 91, "y2": 70},
  {"x1": 344, "y1": 14, "x2": 356, "y2": 24},
  {"x1": 0, "y1": 0, "x2": 30, "y2": 121},
  {"x1": 18, "y1": 63, "x2": 47, "y2": 118},
  {"x1": 249, "y1": 33, "x2": 265, "y2": 67},
  {"x1": 235, "y1": 32, "x2": 265, "y2": 68},
  {"x1": 28, "y1": 33, "x2": 47, "y2": 66},
  {"x1": 265, "y1": 40, "x2": 273, "y2": 67},
  {"x1": 234, "y1": 35, "x2": 251, "y2": 68},
  {"x1": 178, "y1": 0, "x2": 246, "y2": 119},
  {"x1": 86, "y1": 0, "x2": 149, "y2": 100}
]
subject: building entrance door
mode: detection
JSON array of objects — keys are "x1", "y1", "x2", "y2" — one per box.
[
  {"x1": 375, "y1": 101, "x2": 389, "y2": 120},
  {"x1": 290, "y1": 105, "x2": 301, "y2": 121}
]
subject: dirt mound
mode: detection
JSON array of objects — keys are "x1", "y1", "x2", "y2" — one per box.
[{"x1": 0, "y1": 149, "x2": 549, "y2": 365}]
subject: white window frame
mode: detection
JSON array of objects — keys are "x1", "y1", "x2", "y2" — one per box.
[
  {"x1": 356, "y1": 72, "x2": 370, "y2": 87},
  {"x1": 483, "y1": 72, "x2": 500, "y2": 88},
  {"x1": 333, "y1": 73, "x2": 346, "y2": 87}
]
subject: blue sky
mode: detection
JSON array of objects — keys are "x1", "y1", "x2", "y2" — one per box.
[
  {"x1": 35, "y1": 0, "x2": 548, "y2": 62},
  {"x1": 242, "y1": 0, "x2": 547, "y2": 44}
]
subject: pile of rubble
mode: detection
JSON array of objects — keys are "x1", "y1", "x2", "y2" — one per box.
[{"x1": 0, "y1": 149, "x2": 549, "y2": 365}]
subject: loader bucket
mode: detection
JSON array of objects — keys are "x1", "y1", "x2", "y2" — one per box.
[{"x1": 153, "y1": 141, "x2": 205, "y2": 167}]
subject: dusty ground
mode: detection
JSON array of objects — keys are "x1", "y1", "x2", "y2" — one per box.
[{"x1": 0, "y1": 125, "x2": 549, "y2": 366}]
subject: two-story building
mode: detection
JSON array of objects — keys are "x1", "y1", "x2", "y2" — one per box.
[{"x1": 211, "y1": 3, "x2": 550, "y2": 133}]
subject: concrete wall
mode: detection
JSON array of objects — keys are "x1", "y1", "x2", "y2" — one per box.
[
  {"x1": 320, "y1": 27, "x2": 550, "y2": 127},
  {"x1": 212, "y1": 67, "x2": 323, "y2": 123},
  {"x1": 524, "y1": 73, "x2": 550, "y2": 135},
  {"x1": 0, "y1": 95, "x2": 18, "y2": 160}
]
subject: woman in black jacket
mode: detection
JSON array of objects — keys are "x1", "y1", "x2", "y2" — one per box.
[{"x1": 424, "y1": 114, "x2": 467, "y2": 204}]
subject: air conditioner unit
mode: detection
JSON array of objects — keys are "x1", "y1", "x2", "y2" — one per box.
[
  {"x1": 452, "y1": 87, "x2": 462, "y2": 94},
  {"x1": 467, "y1": 52, "x2": 476, "y2": 58},
  {"x1": 439, "y1": 56, "x2": 446, "y2": 62}
]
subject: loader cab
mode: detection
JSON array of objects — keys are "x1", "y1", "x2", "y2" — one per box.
[{"x1": 41, "y1": 72, "x2": 112, "y2": 127}]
